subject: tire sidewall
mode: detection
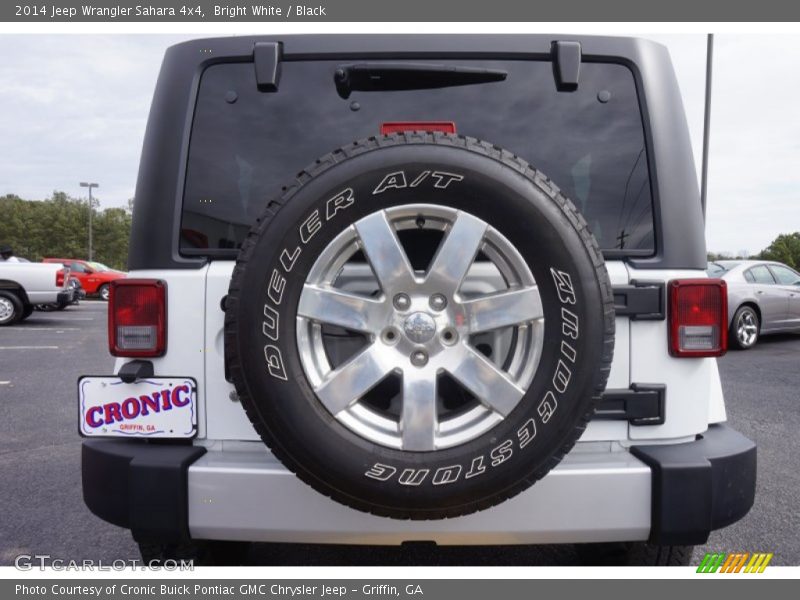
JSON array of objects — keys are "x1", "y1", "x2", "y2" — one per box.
[{"x1": 228, "y1": 143, "x2": 611, "y2": 516}]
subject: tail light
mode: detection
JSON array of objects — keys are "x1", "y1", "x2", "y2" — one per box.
[
  {"x1": 55, "y1": 267, "x2": 71, "y2": 288},
  {"x1": 381, "y1": 121, "x2": 456, "y2": 135},
  {"x1": 108, "y1": 279, "x2": 167, "y2": 357},
  {"x1": 669, "y1": 279, "x2": 727, "y2": 357}
]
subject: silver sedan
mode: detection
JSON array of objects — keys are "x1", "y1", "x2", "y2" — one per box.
[{"x1": 707, "y1": 260, "x2": 800, "y2": 349}]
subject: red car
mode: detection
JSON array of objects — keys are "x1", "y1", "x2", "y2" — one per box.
[{"x1": 42, "y1": 258, "x2": 126, "y2": 300}]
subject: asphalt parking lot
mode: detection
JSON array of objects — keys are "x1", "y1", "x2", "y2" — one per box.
[{"x1": 1, "y1": 301, "x2": 798, "y2": 566}]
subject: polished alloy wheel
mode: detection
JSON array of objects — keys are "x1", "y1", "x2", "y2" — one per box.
[
  {"x1": 736, "y1": 309, "x2": 758, "y2": 347},
  {"x1": 0, "y1": 297, "x2": 14, "y2": 323},
  {"x1": 296, "y1": 204, "x2": 544, "y2": 451}
]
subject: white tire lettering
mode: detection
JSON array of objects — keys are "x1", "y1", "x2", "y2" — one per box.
[
  {"x1": 299, "y1": 209, "x2": 322, "y2": 243},
  {"x1": 517, "y1": 418, "x2": 537, "y2": 449},
  {"x1": 432, "y1": 465, "x2": 462, "y2": 486},
  {"x1": 326, "y1": 188, "x2": 355, "y2": 220},
  {"x1": 373, "y1": 170, "x2": 464, "y2": 194},
  {"x1": 262, "y1": 304, "x2": 279, "y2": 341},
  {"x1": 552, "y1": 359, "x2": 572, "y2": 394},
  {"x1": 561, "y1": 307, "x2": 579, "y2": 340},
  {"x1": 561, "y1": 340, "x2": 577, "y2": 362},
  {"x1": 409, "y1": 170, "x2": 430, "y2": 187},
  {"x1": 465, "y1": 455, "x2": 486, "y2": 479},
  {"x1": 372, "y1": 171, "x2": 407, "y2": 195},
  {"x1": 430, "y1": 171, "x2": 464, "y2": 189},
  {"x1": 538, "y1": 391, "x2": 558, "y2": 423},
  {"x1": 280, "y1": 246, "x2": 301, "y2": 272},
  {"x1": 550, "y1": 268, "x2": 577, "y2": 305},
  {"x1": 267, "y1": 269, "x2": 286, "y2": 305},
  {"x1": 490, "y1": 440, "x2": 513, "y2": 467},
  {"x1": 398, "y1": 468, "x2": 429, "y2": 486},
  {"x1": 365, "y1": 463, "x2": 396, "y2": 481},
  {"x1": 263, "y1": 345, "x2": 287, "y2": 381}
]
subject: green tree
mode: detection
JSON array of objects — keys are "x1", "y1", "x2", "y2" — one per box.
[
  {"x1": 0, "y1": 191, "x2": 131, "y2": 270},
  {"x1": 759, "y1": 232, "x2": 800, "y2": 269},
  {"x1": 92, "y1": 207, "x2": 131, "y2": 269}
]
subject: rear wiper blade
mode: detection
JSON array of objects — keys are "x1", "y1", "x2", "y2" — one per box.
[{"x1": 334, "y1": 62, "x2": 507, "y2": 99}]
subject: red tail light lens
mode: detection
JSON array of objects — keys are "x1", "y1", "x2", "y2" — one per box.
[
  {"x1": 108, "y1": 279, "x2": 167, "y2": 357},
  {"x1": 669, "y1": 279, "x2": 727, "y2": 357},
  {"x1": 55, "y1": 270, "x2": 65, "y2": 287},
  {"x1": 381, "y1": 121, "x2": 456, "y2": 135}
]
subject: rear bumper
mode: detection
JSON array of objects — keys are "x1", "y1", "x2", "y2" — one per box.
[
  {"x1": 82, "y1": 424, "x2": 755, "y2": 546},
  {"x1": 57, "y1": 290, "x2": 74, "y2": 304}
]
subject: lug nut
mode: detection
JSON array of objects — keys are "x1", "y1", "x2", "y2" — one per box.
[
  {"x1": 441, "y1": 328, "x2": 458, "y2": 346},
  {"x1": 381, "y1": 327, "x2": 400, "y2": 345},
  {"x1": 429, "y1": 294, "x2": 447, "y2": 311},
  {"x1": 410, "y1": 350, "x2": 429, "y2": 367},
  {"x1": 393, "y1": 293, "x2": 411, "y2": 311}
]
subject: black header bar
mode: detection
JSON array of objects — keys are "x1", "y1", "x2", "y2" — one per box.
[{"x1": 4, "y1": 0, "x2": 800, "y2": 22}]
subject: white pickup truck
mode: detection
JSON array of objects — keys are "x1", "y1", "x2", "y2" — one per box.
[{"x1": 0, "y1": 261, "x2": 74, "y2": 325}]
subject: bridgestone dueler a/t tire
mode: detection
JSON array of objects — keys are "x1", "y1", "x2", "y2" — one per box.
[{"x1": 225, "y1": 133, "x2": 615, "y2": 519}]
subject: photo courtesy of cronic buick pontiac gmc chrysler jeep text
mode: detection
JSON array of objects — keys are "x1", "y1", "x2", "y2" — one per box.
[{"x1": 78, "y1": 35, "x2": 756, "y2": 566}]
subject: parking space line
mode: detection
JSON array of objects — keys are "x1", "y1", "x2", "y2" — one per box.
[
  {"x1": 2, "y1": 327, "x2": 81, "y2": 331},
  {"x1": 0, "y1": 381, "x2": 9, "y2": 385},
  {"x1": 0, "y1": 346, "x2": 60, "y2": 350},
  {"x1": 33, "y1": 317, "x2": 95, "y2": 321}
]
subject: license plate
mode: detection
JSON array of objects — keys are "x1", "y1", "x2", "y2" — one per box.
[{"x1": 78, "y1": 376, "x2": 197, "y2": 438}]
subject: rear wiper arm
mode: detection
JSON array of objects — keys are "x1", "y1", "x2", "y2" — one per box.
[{"x1": 334, "y1": 62, "x2": 507, "y2": 99}]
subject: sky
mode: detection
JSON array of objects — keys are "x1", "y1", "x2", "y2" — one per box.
[{"x1": 0, "y1": 33, "x2": 798, "y2": 256}]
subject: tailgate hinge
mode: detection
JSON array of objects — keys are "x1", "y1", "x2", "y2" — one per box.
[
  {"x1": 595, "y1": 384, "x2": 666, "y2": 426},
  {"x1": 613, "y1": 280, "x2": 665, "y2": 320}
]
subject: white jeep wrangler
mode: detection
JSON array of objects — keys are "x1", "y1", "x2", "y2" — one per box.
[{"x1": 79, "y1": 35, "x2": 756, "y2": 566}]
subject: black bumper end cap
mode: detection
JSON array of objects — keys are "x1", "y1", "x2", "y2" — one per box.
[
  {"x1": 82, "y1": 440, "x2": 206, "y2": 543},
  {"x1": 631, "y1": 424, "x2": 756, "y2": 546}
]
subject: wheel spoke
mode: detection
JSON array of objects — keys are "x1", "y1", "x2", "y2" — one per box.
[
  {"x1": 425, "y1": 211, "x2": 487, "y2": 294},
  {"x1": 446, "y1": 346, "x2": 525, "y2": 417},
  {"x1": 314, "y1": 344, "x2": 392, "y2": 415},
  {"x1": 354, "y1": 211, "x2": 416, "y2": 292},
  {"x1": 298, "y1": 284, "x2": 384, "y2": 333},
  {"x1": 401, "y1": 373, "x2": 438, "y2": 451},
  {"x1": 461, "y1": 286, "x2": 543, "y2": 333}
]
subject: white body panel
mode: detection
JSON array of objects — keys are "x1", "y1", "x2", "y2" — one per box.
[
  {"x1": 112, "y1": 267, "x2": 209, "y2": 437},
  {"x1": 0, "y1": 261, "x2": 64, "y2": 304},
  {"x1": 624, "y1": 267, "x2": 726, "y2": 440},
  {"x1": 205, "y1": 261, "x2": 258, "y2": 440}
]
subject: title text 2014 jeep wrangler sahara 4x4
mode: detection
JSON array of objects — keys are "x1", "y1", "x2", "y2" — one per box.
[{"x1": 79, "y1": 35, "x2": 756, "y2": 566}]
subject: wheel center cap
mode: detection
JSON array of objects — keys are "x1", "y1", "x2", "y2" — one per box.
[{"x1": 403, "y1": 312, "x2": 437, "y2": 344}]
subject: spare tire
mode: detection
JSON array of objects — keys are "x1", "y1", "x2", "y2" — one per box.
[{"x1": 225, "y1": 134, "x2": 614, "y2": 519}]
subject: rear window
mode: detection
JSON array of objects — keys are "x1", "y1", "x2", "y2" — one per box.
[
  {"x1": 181, "y1": 59, "x2": 654, "y2": 255},
  {"x1": 748, "y1": 265, "x2": 776, "y2": 284}
]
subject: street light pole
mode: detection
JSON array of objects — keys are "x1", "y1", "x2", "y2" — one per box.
[
  {"x1": 700, "y1": 34, "x2": 714, "y2": 221},
  {"x1": 80, "y1": 182, "x2": 99, "y2": 261}
]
